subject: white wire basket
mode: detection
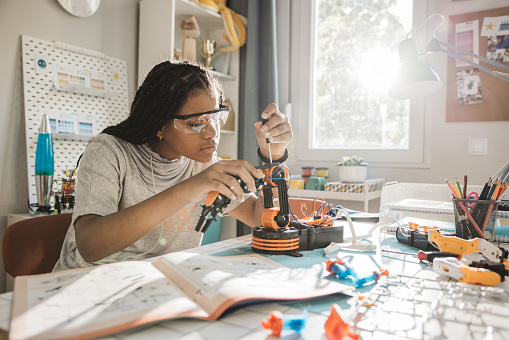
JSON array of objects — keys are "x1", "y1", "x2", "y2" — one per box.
[{"x1": 379, "y1": 182, "x2": 484, "y2": 232}]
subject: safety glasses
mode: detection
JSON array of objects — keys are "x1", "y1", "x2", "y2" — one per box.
[{"x1": 172, "y1": 106, "x2": 231, "y2": 134}]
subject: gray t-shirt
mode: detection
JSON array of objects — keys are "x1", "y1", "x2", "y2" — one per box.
[{"x1": 53, "y1": 133, "x2": 248, "y2": 271}]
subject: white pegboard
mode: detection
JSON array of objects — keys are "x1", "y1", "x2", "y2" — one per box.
[{"x1": 21, "y1": 35, "x2": 129, "y2": 207}]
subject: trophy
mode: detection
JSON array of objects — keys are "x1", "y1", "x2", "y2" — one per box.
[{"x1": 200, "y1": 40, "x2": 219, "y2": 70}]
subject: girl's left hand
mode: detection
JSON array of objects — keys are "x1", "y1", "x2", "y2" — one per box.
[{"x1": 254, "y1": 103, "x2": 293, "y2": 161}]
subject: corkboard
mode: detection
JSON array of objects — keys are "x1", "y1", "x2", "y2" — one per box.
[{"x1": 446, "y1": 7, "x2": 509, "y2": 122}]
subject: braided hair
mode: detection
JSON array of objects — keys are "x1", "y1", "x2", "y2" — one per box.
[{"x1": 102, "y1": 61, "x2": 224, "y2": 144}]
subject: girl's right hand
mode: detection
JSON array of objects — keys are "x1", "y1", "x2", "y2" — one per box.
[{"x1": 180, "y1": 159, "x2": 265, "y2": 204}]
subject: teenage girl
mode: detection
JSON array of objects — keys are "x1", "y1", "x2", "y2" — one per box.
[{"x1": 53, "y1": 61, "x2": 292, "y2": 271}]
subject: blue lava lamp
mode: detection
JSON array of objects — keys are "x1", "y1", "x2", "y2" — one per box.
[{"x1": 35, "y1": 114, "x2": 54, "y2": 212}]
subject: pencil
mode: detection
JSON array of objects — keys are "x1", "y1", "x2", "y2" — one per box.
[
  {"x1": 480, "y1": 179, "x2": 492, "y2": 200},
  {"x1": 479, "y1": 178, "x2": 491, "y2": 200},
  {"x1": 498, "y1": 182, "x2": 508, "y2": 200},
  {"x1": 487, "y1": 180, "x2": 499, "y2": 200},
  {"x1": 493, "y1": 181, "x2": 501, "y2": 200},
  {"x1": 448, "y1": 179, "x2": 461, "y2": 198},
  {"x1": 446, "y1": 180, "x2": 459, "y2": 198},
  {"x1": 455, "y1": 177, "x2": 463, "y2": 198},
  {"x1": 463, "y1": 175, "x2": 468, "y2": 200},
  {"x1": 482, "y1": 181, "x2": 502, "y2": 233}
]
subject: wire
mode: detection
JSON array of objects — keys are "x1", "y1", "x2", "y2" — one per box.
[
  {"x1": 289, "y1": 199, "x2": 335, "y2": 228},
  {"x1": 261, "y1": 164, "x2": 334, "y2": 228},
  {"x1": 123, "y1": 153, "x2": 163, "y2": 262},
  {"x1": 405, "y1": 13, "x2": 444, "y2": 39},
  {"x1": 405, "y1": 14, "x2": 445, "y2": 53},
  {"x1": 28, "y1": 199, "x2": 36, "y2": 213},
  {"x1": 265, "y1": 164, "x2": 292, "y2": 189}
]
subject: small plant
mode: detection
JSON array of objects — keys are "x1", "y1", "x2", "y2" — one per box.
[{"x1": 337, "y1": 155, "x2": 367, "y2": 166}]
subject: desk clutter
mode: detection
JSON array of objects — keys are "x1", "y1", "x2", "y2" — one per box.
[
  {"x1": 366, "y1": 181, "x2": 509, "y2": 338},
  {"x1": 293, "y1": 164, "x2": 384, "y2": 194},
  {"x1": 297, "y1": 166, "x2": 329, "y2": 190},
  {"x1": 379, "y1": 168, "x2": 509, "y2": 243},
  {"x1": 393, "y1": 222, "x2": 508, "y2": 286},
  {"x1": 377, "y1": 164, "x2": 509, "y2": 285},
  {"x1": 4, "y1": 180, "x2": 509, "y2": 339},
  {"x1": 368, "y1": 162, "x2": 509, "y2": 336},
  {"x1": 5, "y1": 160, "x2": 509, "y2": 339}
]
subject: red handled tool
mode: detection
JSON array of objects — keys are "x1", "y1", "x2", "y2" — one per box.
[{"x1": 417, "y1": 251, "x2": 461, "y2": 262}]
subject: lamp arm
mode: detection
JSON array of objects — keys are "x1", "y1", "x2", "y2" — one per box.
[{"x1": 426, "y1": 38, "x2": 509, "y2": 82}]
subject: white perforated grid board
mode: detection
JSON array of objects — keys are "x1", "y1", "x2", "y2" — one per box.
[{"x1": 21, "y1": 35, "x2": 128, "y2": 207}]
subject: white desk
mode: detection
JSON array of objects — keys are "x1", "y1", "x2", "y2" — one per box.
[{"x1": 1, "y1": 222, "x2": 509, "y2": 340}]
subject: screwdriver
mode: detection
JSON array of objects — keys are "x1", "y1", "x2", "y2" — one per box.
[
  {"x1": 262, "y1": 118, "x2": 272, "y2": 164},
  {"x1": 417, "y1": 250, "x2": 460, "y2": 262},
  {"x1": 382, "y1": 249, "x2": 460, "y2": 263}
]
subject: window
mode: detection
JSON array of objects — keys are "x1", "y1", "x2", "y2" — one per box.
[{"x1": 289, "y1": 0, "x2": 429, "y2": 166}]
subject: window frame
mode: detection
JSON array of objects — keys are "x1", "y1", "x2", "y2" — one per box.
[{"x1": 289, "y1": 0, "x2": 431, "y2": 168}]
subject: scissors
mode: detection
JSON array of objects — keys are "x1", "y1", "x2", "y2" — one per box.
[{"x1": 465, "y1": 191, "x2": 478, "y2": 208}]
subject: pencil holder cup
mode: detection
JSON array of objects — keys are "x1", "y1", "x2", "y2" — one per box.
[{"x1": 452, "y1": 198, "x2": 499, "y2": 241}]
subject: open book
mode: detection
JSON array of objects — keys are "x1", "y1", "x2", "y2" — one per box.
[{"x1": 10, "y1": 252, "x2": 349, "y2": 340}]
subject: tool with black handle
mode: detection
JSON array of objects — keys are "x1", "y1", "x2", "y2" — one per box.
[
  {"x1": 195, "y1": 176, "x2": 266, "y2": 233},
  {"x1": 262, "y1": 118, "x2": 272, "y2": 164}
]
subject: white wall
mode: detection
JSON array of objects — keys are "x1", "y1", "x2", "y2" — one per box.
[
  {"x1": 0, "y1": 0, "x2": 140, "y2": 293},
  {"x1": 285, "y1": 0, "x2": 509, "y2": 209}
]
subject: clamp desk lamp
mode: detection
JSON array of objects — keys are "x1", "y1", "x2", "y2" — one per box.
[
  {"x1": 34, "y1": 114, "x2": 54, "y2": 212},
  {"x1": 388, "y1": 15, "x2": 509, "y2": 100}
]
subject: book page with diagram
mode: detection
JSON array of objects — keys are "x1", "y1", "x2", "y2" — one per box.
[
  {"x1": 152, "y1": 252, "x2": 350, "y2": 320},
  {"x1": 10, "y1": 261, "x2": 208, "y2": 340}
]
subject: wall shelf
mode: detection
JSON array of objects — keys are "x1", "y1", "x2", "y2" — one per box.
[
  {"x1": 175, "y1": 0, "x2": 222, "y2": 25},
  {"x1": 169, "y1": 59, "x2": 235, "y2": 80}
]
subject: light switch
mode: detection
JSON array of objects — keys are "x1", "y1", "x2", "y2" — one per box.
[{"x1": 469, "y1": 138, "x2": 488, "y2": 155}]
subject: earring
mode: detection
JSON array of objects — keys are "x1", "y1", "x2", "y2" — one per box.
[{"x1": 157, "y1": 133, "x2": 163, "y2": 141}]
